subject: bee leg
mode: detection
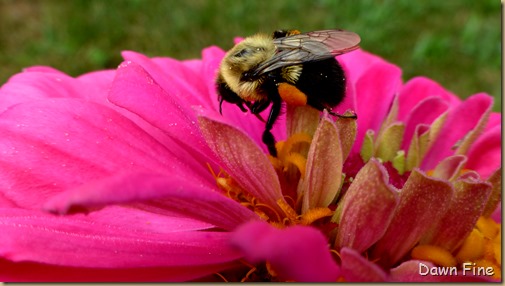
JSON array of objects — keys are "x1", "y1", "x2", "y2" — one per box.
[
  {"x1": 263, "y1": 95, "x2": 282, "y2": 157},
  {"x1": 327, "y1": 109, "x2": 358, "y2": 119}
]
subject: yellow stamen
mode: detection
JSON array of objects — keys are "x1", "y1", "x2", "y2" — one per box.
[
  {"x1": 299, "y1": 207, "x2": 333, "y2": 225},
  {"x1": 411, "y1": 245, "x2": 457, "y2": 267},
  {"x1": 455, "y1": 228, "x2": 485, "y2": 262},
  {"x1": 284, "y1": 152, "x2": 307, "y2": 179},
  {"x1": 277, "y1": 199, "x2": 298, "y2": 225},
  {"x1": 278, "y1": 132, "x2": 312, "y2": 161},
  {"x1": 475, "y1": 216, "x2": 500, "y2": 239}
]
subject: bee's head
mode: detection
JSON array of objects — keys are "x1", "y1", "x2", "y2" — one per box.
[{"x1": 220, "y1": 34, "x2": 276, "y2": 78}]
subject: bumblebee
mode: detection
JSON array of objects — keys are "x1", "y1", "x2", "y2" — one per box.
[{"x1": 216, "y1": 29, "x2": 360, "y2": 157}]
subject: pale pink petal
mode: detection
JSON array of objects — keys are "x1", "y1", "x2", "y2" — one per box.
[
  {"x1": 398, "y1": 76, "x2": 460, "y2": 121},
  {"x1": 466, "y1": 125, "x2": 501, "y2": 179},
  {"x1": 351, "y1": 61, "x2": 402, "y2": 153},
  {"x1": 231, "y1": 221, "x2": 340, "y2": 282},
  {"x1": 431, "y1": 155, "x2": 467, "y2": 181},
  {"x1": 198, "y1": 112, "x2": 284, "y2": 214},
  {"x1": 335, "y1": 159, "x2": 398, "y2": 252},
  {"x1": 44, "y1": 172, "x2": 258, "y2": 231},
  {"x1": 421, "y1": 178, "x2": 492, "y2": 251},
  {"x1": 301, "y1": 114, "x2": 343, "y2": 212},
  {"x1": 371, "y1": 169, "x2": 454, "y2": 267},
  {"x1": 0, "y1": 208, "x2": 241, "y2": 268},
  {"x1": 0, "y1": 99, "x2": 208, "y2": 209},
  {"x1": 421, "y1": 93, "x2": 493, "y2": 170},
  {"x1": 340, "y1": 248, "x2": 387, "y2": 282}
]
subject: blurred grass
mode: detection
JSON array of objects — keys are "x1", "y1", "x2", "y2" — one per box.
[{"x1": 0, "y1": 0, "x2": 501, "y2": 110}]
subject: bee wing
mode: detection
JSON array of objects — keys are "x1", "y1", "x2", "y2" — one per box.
[{"x1": 252, "y1": 29, "x2": 360, "y2": 76}]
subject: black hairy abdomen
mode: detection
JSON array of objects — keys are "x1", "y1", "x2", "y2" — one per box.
[{"x1": 296, "y1": 58, "x2": 346, "y2": 110}]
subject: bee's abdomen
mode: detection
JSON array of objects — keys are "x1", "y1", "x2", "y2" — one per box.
[{"x1": 296, "y1": 58, "x2": 346, "y2": 110}]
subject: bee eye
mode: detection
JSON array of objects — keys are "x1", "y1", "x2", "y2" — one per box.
[{"x1": 234, "y1": 48, "x2": 250, "y2": 58}]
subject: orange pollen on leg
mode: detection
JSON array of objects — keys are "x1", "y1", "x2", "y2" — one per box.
[{"x1": 278, "y1": 83, "x2": 307, "y2": 106}]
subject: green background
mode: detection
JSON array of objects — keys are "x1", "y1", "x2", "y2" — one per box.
[{"x1": 0, "y1": 0, "x2": 501, "y2": 110}]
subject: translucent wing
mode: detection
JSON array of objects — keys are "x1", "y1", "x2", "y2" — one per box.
[{"x1": 251, "y1": 29, "x2": 360, "y2": 76}]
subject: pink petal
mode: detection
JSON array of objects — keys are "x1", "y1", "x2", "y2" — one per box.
[
  {"x1": 201, "y1": 46, "x2": 225, "y2": 108},
  {"x1": 44, "y1": 172, "x2": 258, "y2": 231},
  {"x1": 371, "y1": 169, "x2": 454, "y2": 268},
  {"x1": 0, "y1": 208, "x2": 241, "y2": 269},
  {"x1": 351, "y1": 61, "x2": 402, "y2": 153},
  {"x1": 465, "y1": 125, "x2": 501, "y2": 179},
  {"x1": 0, "y1": 99, "x2": 206, "y2": 209},
  {"x1": 390, "y1": 260, "x2": 491, "y2": 282},
  {"x1": 421, "y1": 178, "x2": 492, "y2": 251},
  {"x1": 198, "y1": 112, "x2": 284, "y2": 214},
  {"x1": 0, "y1": 69, "x2": 90, "y2": 113},
  {"x1": 301, "y1": 114, "x2": 343, "y2": 212},
  {"x1": 340, "y1": 248, "x2": 387, "y2": 282},
  {"x1": 107, "y1": 60, "x2": 220, "y2": 171},
  {"x1": 398, "y1": 76, "x2": 460, "y2": 121},
  {"x1": 338, "y1": 49, "x2": 385, "y2": 82},
  {"x1": 231, "y1": 221, "x2": 340, "y2": 282},
  {"x1": 335, "y1": 159, "x2": 398, "y2": 252},
  {"x1": 0, "y1": 259, "x2": 238, "y2": 282},
  {"x1": 402, "y1": 97, "x2": 449, "y2": 150},
  {"x1": 121, "y1": 51, "x2": 207, "y2": 107},
  {"x1": 421, "y1": 93, "x2": 493, "y2": 170}
]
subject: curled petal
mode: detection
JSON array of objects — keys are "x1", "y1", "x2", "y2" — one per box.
[
  {"x1": 402, "y1": 96, "x2": 449, "y2": 150},
  {"x1": 431, "y1": 155, "x2": 467, "y2": 181},
  {"x1": 301, "y1": 114, "x2": 343, "y2": 213},
  {"x1": 421, "y1": 178, "x2": 492, "y2": 251},
  {"x1": 371, "y1": 169, "x2": 453, "y2": 267},
  {"x1": 231, "y1": 221, "x2": 340, "y2": 282},
  {"x1": 335, "y1": 159, "x2": 398, "y2": 252}
]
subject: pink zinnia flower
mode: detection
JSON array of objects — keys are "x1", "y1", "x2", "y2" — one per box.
[{"x1": 0, "y1": 37, "x2": 500, "y2": 282}]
